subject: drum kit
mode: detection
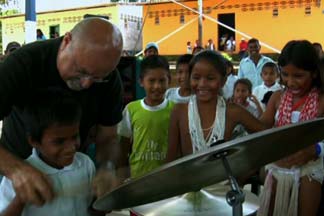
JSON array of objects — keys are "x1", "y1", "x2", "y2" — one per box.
[{"x1": 93, "y1": 118, "x2": 324, "y2": 216}]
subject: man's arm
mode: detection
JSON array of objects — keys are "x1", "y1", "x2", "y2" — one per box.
[
  {"x1": 0, "y1": 146, "x2": 53, "y2": 206},
  {"x1": 95, "y1": 125, "x2": 120, "y2": 165},
  {"x1": 92, "y1": 125, "x2": 130, "y2": 197}
]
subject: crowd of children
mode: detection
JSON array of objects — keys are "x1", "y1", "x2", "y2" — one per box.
[{"x1": 1, "y1": 37, "x2": 324, "y2": 216}]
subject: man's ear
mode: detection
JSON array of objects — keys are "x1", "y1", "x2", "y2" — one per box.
[{"x1": 60, "y1": 32, "x2": 72, "y2": 51}]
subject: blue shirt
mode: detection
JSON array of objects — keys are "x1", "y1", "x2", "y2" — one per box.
[{"x1": 238, "y1": 55, "x2": 274, "y2": 87}]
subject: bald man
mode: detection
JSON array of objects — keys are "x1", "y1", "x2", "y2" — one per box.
[{"x1": 0, "y1": 18, "x2": 123, "y2": 206}]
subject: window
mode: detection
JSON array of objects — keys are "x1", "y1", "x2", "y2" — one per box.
[
  {"x1": 155, "y1": 16, "x2": 160, "y2": 25},
  {"x1": 124, "y1": 18, "x2": 128, "y2": 29},
  {"x1": 180, "y1": 14, "x2": 185, "y2": 24},
  {"x1": 272, "y1": 8, "x2": 278, "y2": 17},
  {"x1": 305, "y1": 6, "x2": 311, "y2": 15}
]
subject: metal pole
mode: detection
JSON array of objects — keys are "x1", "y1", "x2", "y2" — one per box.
[
  {"x1": 25, "y1": 0, "x2": 36, "y2": 43},
  {"x1": 197, "y1": 0, "x2": 203, "y2": 47}
]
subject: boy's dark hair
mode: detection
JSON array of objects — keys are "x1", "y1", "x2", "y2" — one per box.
[
  {"x1": 234, "y1": 78, "x2": 253, "y2": 93},
  {"x1": 248, "y1": 38, "x2": 260, "y2": 46},
  {"x1": 176, "y1": 54, "x2": 193, "y2": 69},
  {"x1": 262, "y1": 62, "x2": 279, "y2": 74},
  {"x1": 278, "y1": 40, "x2": 321, "y2": 89},
  {"x1": 140, "y1": 55, "x2": 170, "y2": 80},
  {"x1": 23, "y1": 88, "x2": 82, "y2": 142},
  {"x1": 189, "y1": 50, "x2": 227, "y2": 78}
]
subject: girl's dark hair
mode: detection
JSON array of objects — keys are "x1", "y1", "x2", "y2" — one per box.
[
  {"x1": 189, "y1": 50, "x2": 227, "y2": 78},
  {"x1": 176, "y1": 54, "x2": 193, "y2": 69},
  {"x1": 234, "y1": 78, "x2": 253, "y2": 93},
  {"x1": 225, "y1": 59, "x2": 234, "y2": 75},
  {"x1": 140, "y1": 55, "x2": 170, "y2": 80},
  {"x1": 23, "y1": 88, "x2": 82, "y2": 142},
  {"x1": 278, "y1": 40, "x2": 322, "y2": 89}
]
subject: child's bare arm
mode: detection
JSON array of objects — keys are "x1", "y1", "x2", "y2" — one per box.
[
  {"x1": 227, "y1": 103, "x2": 267, "y2": 134},
  {"x1": 166, "y1": 105, "x2": 182, "y2": 163},
  {"x1": 0, "y1": 196, "x2": 25, "y2": 216},
  {"x1": 259, "y1": 90, "x2": 281, "y2": 127}
]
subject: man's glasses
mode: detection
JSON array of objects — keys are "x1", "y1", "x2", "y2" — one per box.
[{"x1": 76, "y1": 73, "x2": 110, "y2": 83}]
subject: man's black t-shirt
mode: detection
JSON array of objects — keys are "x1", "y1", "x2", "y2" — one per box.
[{"x1": 0, "y1": 37, "x2": 123, "y2": 159}]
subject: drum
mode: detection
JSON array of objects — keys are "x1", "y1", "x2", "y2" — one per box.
[{"x1": 130, "y1": 184, "x2": 259, "y2": 216}]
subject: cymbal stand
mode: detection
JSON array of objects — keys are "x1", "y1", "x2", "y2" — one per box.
[{"x1": 218, "y1": 151, "x2": 245, "y2": 216}]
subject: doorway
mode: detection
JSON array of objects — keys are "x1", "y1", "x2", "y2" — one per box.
[
  {"x1": 49, "y1": 25, "x2": 60, "y2": 39},
  {"x1": 217, "y1": 13, "x2": 235, "y2": 51}
]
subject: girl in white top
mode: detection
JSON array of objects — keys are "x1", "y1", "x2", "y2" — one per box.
[
  {"x1": 166, "y1": 50, "x2": 266, "y2": 161},
  {"x1": 258, "y1": 40, "x2": 324, "y2": 216},
  {"x1": 165, "y1": 54, "x2": 193, "y2": 103}
]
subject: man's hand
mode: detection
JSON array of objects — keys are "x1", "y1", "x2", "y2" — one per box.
[
  {"x1": 9, "y1": 162, "x2": 54, "y2": 206},
  {"x1": 275, "y1": 145, "x2": 317, "y2": 168},
  {"x1": 92, "y1": 168, "x2": 124, "y2": 198}
]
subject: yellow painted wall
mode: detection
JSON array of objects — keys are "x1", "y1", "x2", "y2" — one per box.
[
  {"x1": 2, "y1": 0, "x2": 323, "y2": 55},
  {"x1": 1, "y1": 4, "x2": 119, "y2": 49},
  {"x1": 143, "y1": 0, "x2": 324, "y2": 55}
]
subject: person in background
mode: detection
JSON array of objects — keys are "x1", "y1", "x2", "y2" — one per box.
[
  {"x1": 219, "y1": 33, "x2": 228, "y2": 51},
  {"x1": 144, "y1": 42, "x2": 159, "y2": 57},
  {"x1": 232, "y1": 78, "x2": 263, "y2": 118},
  {"x1": 230, "y1": 78, "x2": 263, "y2": 138},
  {"x1": 205, "y1": 39, "x2": 215, "y2": 51},
  {"x1": 222, "y1": 59, "x2": 238, "y2": 99},
  {"x1": 238, "y1": 38, "x2": 274, "y2": 88},
  {"x1": 253, "y1": 62, "x2": 282, "y2": 111},
  {"x1": 0, "y1": 89, "x2": 95, "y2": 216},
  {"x1": 36, "y1": 29, "x2": 46, "y2": 40},
  {"x1": 118, "y1": 55, "x2": 174, "y2": 179},
  {"x1": 165, "y1": 54, "x2": 193, "y2": 103},
  {"x1": 238, "y1": 37, "x2": 248, "y2": 60},
  {"x1": 0, "y1": 17, "x2": 123, "y2": 206},
  {"x1": 186, "y1": 41, "x2": 192, "y2": 54},
  {"x1": 225, "y1": 36, "x2": 235, "y2": 53}
]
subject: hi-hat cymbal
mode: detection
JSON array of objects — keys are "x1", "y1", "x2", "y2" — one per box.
[
  {"x1": 94, "y1": 118, "x2": 324, "y2": 211},
  {"x1": 130, "y1": 184, "x2": 259, "y2": 216}
]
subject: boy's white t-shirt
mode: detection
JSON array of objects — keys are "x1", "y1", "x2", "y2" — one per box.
[
  {"x1": 0, "y1": 149, "x2": 95, "y2": 216},
  {"x1": 165, "y1": 87, "x2": 191, "y2": 104},
  {"x1": 253, "y1": 82, "x2": 282, "y2": 110}
]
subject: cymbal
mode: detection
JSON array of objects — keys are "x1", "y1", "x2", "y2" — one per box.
[
  {"x1": 130, "y1": 184, "x2": 259, "y2": 216},
  {"x1": 94, "y1": 118, "x2": 324, "y2": 211}
]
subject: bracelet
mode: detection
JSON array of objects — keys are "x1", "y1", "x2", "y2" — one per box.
[{"x1": 316, "y1": 142, "x2": 324, "y2": 157}]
